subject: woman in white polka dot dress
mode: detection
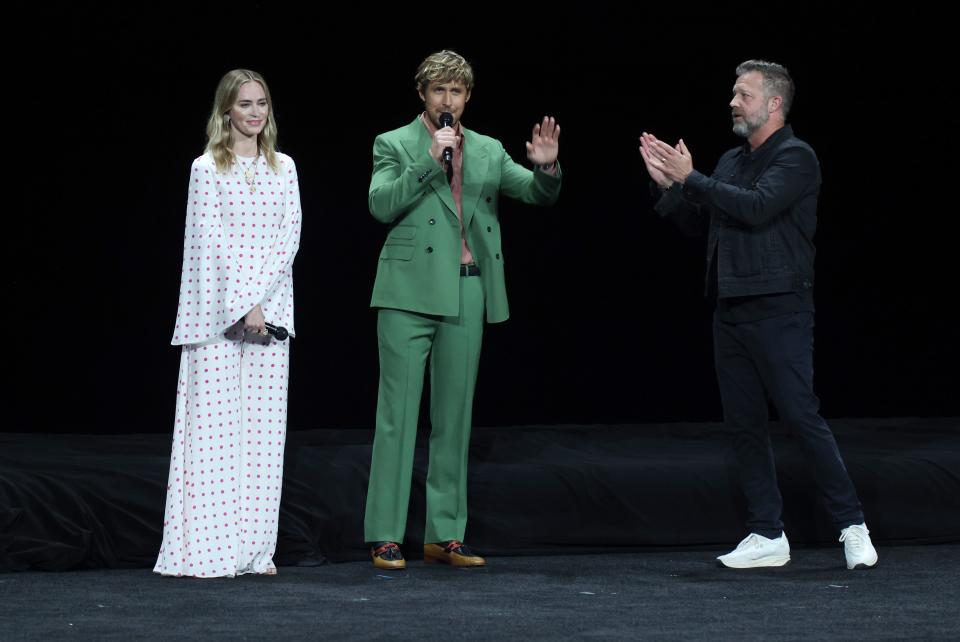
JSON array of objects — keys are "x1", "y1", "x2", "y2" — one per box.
[{"x1": 155, "y1": 69, "x2": 301, "y2": 578}]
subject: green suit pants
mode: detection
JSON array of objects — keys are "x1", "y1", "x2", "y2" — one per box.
[{"x1": 364, "y1": 274, "x2": 484, "y2": 543}]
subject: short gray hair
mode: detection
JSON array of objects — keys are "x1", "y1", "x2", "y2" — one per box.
[{"x1": 736, "y1": 59, "x2": 795, "y2": 119}]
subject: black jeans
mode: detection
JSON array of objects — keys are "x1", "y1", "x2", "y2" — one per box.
[{"x1": 713, "y1": 311, "x2": 864, "y2": 538}]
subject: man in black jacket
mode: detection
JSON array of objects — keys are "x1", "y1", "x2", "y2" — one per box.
[{"x1": 641, "y1": 60, "x2": 877, "y2": 570}]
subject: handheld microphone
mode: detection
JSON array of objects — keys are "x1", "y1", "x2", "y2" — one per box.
[
  {"x1": 264, "y1": 323, "x2": 289, "y2": 341},
  {"x1": 439, "y1": 112, "x2": 454, "y2": 163}
]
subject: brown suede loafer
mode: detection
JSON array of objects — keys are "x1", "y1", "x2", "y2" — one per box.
[
  {"x1": 423, "y1": 541, "x2": 486, "y2": 567},
  {"x1": 371, "y1": 542, "x2": 406, "y2": 570}
]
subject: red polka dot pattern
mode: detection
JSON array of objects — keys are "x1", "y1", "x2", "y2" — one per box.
[
  {"x1": 155, "y1": 152, "x2": 301, "y2": 578},
  {"x1": 171, "y1": 153, "x2": 301, "y2": 346}
]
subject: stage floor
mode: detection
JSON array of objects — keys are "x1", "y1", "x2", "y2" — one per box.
[{"x1": 2, "y1": 544, "x2": 958, "y2": 640}]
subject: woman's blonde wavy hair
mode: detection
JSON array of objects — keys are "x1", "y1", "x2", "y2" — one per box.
[{"x1": 205, "y1": 69, "x2": 279, "y2": 174}]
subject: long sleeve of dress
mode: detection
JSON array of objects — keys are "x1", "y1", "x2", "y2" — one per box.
[{"x1": 171, "y1": 154, "x2": 301, "y2": 345}]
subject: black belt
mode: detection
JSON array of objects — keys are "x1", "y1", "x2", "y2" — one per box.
[{"x1": 460, "y1": 264, "x2": 481, "y2": 277}]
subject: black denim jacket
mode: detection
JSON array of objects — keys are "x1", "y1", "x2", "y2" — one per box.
[{"x1": 655, "y1": 125, "x2": 820, "y2": 299}]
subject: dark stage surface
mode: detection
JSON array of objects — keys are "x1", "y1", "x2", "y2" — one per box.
[
  {"x1": 2, "y1": 545, "x2": 959, "y2": 640},
  {"x1": 2, "y1": 418, "x2": 958, "y2": 572}
]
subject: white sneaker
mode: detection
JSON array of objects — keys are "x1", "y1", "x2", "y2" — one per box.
[
  {"x1": 840, "y1": 523, "x2": 878, "y2": 570},
  {"x1": 717, "y1": 532, "x2": 791, "y2": 568}
]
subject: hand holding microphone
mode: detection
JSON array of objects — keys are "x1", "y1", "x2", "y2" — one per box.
[
  {"x1": 430, "y1": 112, "x2": 458, "y2": 164},
  {"x1": 244, "y1": 305, "x2": 289, "y2": 341},
  {"x1": 244, "y1": 322, "x2": 289, "y2": 341},
  {"x1": 439, "y1": 112, "x2": 454, "y2": 163}
]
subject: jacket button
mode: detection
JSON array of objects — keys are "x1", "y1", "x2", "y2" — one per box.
[
  {"x1": 495, "y1": 253, "x2": 500, "y2": 259},
  {"x1": 429, "y1": 218, "x2": 436, "y2": 225},
  {"x1": 485, "y1": 196, "x2": 492, "y2": 203},
  {"x1": 487, "y1": 226, "x2": 492, "y2": 232},
  {"x1": 426, "y1": 247, "x2": 434, "y2": 253}
]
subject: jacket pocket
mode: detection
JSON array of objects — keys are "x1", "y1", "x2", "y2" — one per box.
[
  {"x1": 387, "y1": 225, "x2": 417, "y2": 241},
  {"x1": 762, "y1": 230, "x2": 784, "y2": 272},
  {"x1": 380, "y1": 244, "x2": 415, "y2": 261}
]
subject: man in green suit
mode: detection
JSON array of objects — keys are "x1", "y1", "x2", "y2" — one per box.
[{"x1": 364, "y1": 50, "x2": 562, "y2": 569}]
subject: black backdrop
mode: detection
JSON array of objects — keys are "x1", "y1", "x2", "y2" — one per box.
[{"x1": 10, "y1": 4, "x2": 957, "y2": 434}]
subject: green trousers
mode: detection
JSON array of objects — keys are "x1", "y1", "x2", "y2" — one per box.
[{"x1": 364, "y1": 275, "x2": 485, "y2": 543}]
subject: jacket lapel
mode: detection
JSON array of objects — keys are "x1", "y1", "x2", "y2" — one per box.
[
  {"x1": 461, "y1": 128, "x2": 490, "y2": 232},
  {"x1": 398, "y1": 118, "x2": 459, "y2": 220}
]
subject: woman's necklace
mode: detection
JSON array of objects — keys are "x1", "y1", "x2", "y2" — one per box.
[{"x1": 236, "y1": 153, "x2": 259, "y2": 194}]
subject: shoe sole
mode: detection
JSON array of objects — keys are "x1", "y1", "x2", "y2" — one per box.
[
  {"x1": 423, "y1": 555, "x2": 486, "y2": 567},
  {"x1": 847, "y1": 559, "x2": 878, "y2": 570},
  {"x1": 716, "y1": 555, "x2": 791, "y2": 569},
  {"x1": 372, "y1": 559, "x2": 406, "y2": 570}
]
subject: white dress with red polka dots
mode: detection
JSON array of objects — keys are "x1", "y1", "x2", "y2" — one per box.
[{"x1": 155, "y1": 152, "x2": 301, "y2": 578}]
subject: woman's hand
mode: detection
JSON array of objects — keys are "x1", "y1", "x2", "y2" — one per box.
[{"x1": 244, "y1": 305, "x2": 267, "y2": 334}]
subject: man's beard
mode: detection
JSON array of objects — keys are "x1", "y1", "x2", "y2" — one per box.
[{"x1": 732, "y1": 108, "x2": 769, "y2": 138}]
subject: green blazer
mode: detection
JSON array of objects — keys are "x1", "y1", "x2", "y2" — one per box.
[{"x1": 368, "y1": 117, "x2": 562, "y2": 323}]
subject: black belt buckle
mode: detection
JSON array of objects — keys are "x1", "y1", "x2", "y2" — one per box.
[{"x1": 460, "y1": 264, "x2": 480, "y2": 277}]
